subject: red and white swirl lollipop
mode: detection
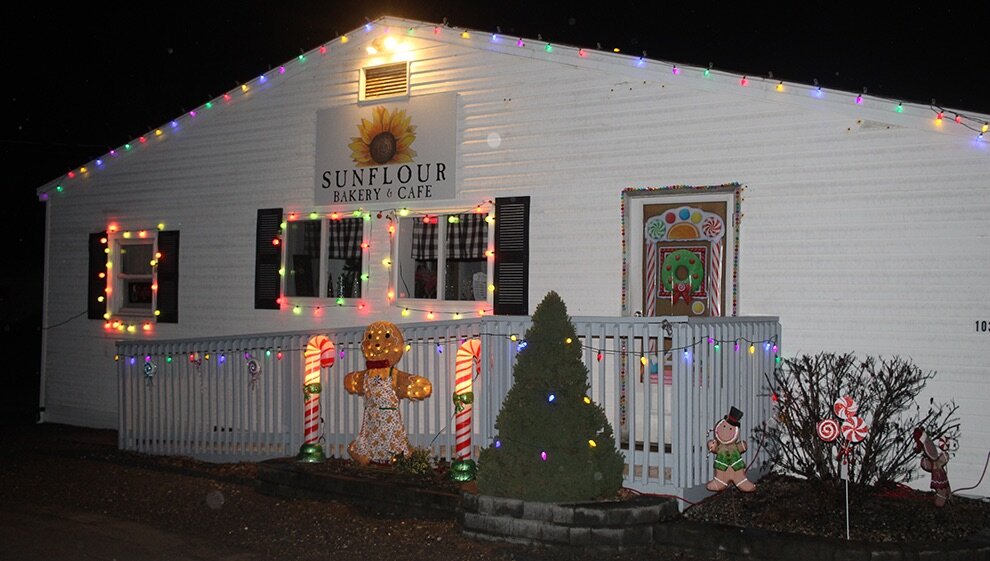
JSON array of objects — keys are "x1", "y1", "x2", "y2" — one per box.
[
  {"x1": 833, "y1": 395, "x2": 858, "y2": 420},
  {"x1": 841, "y1": 416, "x2": 869, "y2": 443},
  {"x1": 817, "y1": 419, "x2": 840, "y2": 442},
  {"x1": 702, "y1": 217, "x2": 722, "y2": 239}
]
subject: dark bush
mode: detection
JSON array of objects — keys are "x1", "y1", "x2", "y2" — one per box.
[{"x1": 759, "y1": 352, "x2": 959, "y2": 491}]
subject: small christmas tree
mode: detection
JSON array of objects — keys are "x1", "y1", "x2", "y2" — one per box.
[{"x1": 477, "y1": 291, "x2": 624, "y2": 502}]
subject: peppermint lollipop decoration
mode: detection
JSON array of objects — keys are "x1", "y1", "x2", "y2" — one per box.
[
  {"x1": 841, "y1": 416, "x2": 869, "y2": 443},
  {"x1": 833, "y1": 395, "x2": 858, "y2": 420},
  {"x1": 815, "y1": 394, "x2": 870, "y2": 541},
  {"x1": 245, "y1": 353, "x2": 262, "y2": 389},
  {"x1": 816, "y1": 419, "x2": 840, "y2": 442}
]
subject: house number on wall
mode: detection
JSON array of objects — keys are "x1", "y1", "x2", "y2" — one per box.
[{"x1": 977, "y1": 321, "x2": 989, "y2": 332}]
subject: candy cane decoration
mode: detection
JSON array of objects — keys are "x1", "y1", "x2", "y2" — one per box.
[
  {"x1": 645, "y1": 240, "x2": 658, "y2": 319},
  {"x1": 708, "y1": 238, "x2": 723, "y2": 317},
  {"x1": 644, "y1": 240, "x2": 661, "y2": 384},
  {"x1": 454, "y1": 339, "x2": 481, "y2": 459},
  {"x1": 303, "y1": 335, "x2": 334, "y2": 446}
]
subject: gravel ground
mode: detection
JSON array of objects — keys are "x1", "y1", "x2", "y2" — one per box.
[
  {"x1": 684, "y1": 469, "x2": 990, "y2": 543},
  {"x1": 1, "y1": 423, "x2": 711, "y2": 561}
]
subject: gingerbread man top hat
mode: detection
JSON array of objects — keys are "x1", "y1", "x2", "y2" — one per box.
[{"x1": 724, "y1": 406, "x2": 744, "y2": 427}]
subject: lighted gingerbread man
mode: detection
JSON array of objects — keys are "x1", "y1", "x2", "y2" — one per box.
[
  {"x1": 344, "y1": 321, "x2": 432, "y2": 465},
  {"x1": 706, "y1": 406, "x2": 756, "y2": 492}
]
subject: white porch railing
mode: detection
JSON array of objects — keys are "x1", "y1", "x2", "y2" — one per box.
[{"x1": 117, "y1": 315, "x2": 780, "y2": 496}]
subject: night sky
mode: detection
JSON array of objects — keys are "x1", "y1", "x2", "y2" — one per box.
[{"x1": 1, "y1": 2, "x2": 986, "y2": 422}]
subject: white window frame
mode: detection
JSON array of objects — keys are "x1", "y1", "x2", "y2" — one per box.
[
  {"x1": 106, "y1": 232, "x2": 158, "y2": 319},
  {"x1": 393, "y1": 210, "x2": 495, "y2": 312},
  {"x1": 280, "y1": 215, "x2": 370, "y2": 305}
]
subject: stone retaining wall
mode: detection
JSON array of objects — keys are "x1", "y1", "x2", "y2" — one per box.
[{"x1": 459, "y1": 492, "x2": 679, "y2": 549}]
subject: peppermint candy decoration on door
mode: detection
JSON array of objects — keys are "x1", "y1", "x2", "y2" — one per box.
[
  {"x1": 816, "y1": 419, "x2": 840, "y2": 442},
  {"x1": 701, "y1": 217, "x2": 722, "y2": 239},
  {"x1": 841, "y1": 416, "x2": 869, "y2": 443},
  {"x1": 833, "y1": 395, "x2": 858, "y2": 420}
]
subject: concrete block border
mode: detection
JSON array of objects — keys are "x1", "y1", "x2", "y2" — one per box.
[{"x1": 459, "y1": 492, "x2": 679, "y2": 548}]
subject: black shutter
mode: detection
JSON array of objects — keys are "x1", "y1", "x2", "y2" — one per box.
[
  {"x1": 156, "y1": 231, "x2": 180, "y2": 323},
  {"x1": 87, "y1": 231, "x2": 108, "y2": 320},
  {"x1": 255, "y1": 208, "x2": 284, "y2": 310},
  {"x1": 493, "y1": 196, "x2": 529, "y2": 316}
]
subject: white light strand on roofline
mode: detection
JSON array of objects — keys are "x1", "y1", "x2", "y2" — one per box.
[{"x1": 40, "y1": 19, "x2": 988, "y2": 201}]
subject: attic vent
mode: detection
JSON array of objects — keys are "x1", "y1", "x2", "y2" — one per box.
[{"x1": 360, "y1": 62, "x2": 409, "y2": 101}]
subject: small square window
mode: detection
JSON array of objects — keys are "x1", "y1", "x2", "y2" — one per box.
[{"x1": 110, "y1": 238, "x2": 156, "y2": 316}]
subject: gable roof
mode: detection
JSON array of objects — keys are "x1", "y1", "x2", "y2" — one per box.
[{"x1": 36, "y1": 15, "x2": 990, "y2": 199}]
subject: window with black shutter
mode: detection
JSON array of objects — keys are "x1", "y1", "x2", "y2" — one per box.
[{"x1": 93, "y1": 228, "x2": 180, "y2": 325}]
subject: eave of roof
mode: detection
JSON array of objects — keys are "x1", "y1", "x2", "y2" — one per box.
[{"x1": 37, "y1": 15, "x2": 990, "y2": 200}]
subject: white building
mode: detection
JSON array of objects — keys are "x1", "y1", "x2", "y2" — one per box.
[{"x1": 36, "y1": 16, "x2": 990, "y2": 496}]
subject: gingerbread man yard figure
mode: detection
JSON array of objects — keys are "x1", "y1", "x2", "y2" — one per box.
[
  {"x1": 913, "y1": 426, "x2": 951, "y2": 507},
  {"x1": 344, "y1": 321, "x2": 432, "y2": 465},
  {"x1": 706, "y1": 406, "x2": 756, "y2": 493}
]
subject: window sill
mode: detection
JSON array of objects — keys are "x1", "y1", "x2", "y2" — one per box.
[
  {"x1": 393, "y1": 299, "x2": 492, "y2": 313},
  {"x1": 112, "y1": 309, "x2": 157, "y2": 321}
]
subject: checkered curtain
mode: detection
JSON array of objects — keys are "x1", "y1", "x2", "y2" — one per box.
[
  {"x1": 301, "y1": 220, "x2": 321, "y2": 254},
  {"x1": 447, "y1": 213, "x2": 488, "y2": 259},
  {"x1": 412, "y1": 219, "x2": 438, "y2": 260},
  {"x1": 328, "y1": 218, "x2": 363, "y2": 259}
]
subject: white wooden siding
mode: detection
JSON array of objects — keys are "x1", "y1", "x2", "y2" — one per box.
[{"x1": 41, "y1": 22, "x2": 990, "y2": 493}]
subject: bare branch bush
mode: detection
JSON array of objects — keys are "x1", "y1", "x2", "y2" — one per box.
[{"x1": 757, "y1": 352, "x2": 959, "y2": 494}]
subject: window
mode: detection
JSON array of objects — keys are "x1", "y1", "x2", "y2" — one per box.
[
  {"x1": 93, "y1": 228, "x2": 180, "y2": 323},
  {"x1": 397, "y1": 213, "x2": 491, "y2": 302},
  {"x1": 283, "y1": 216, "x2": 367, "y2": 300},
  {"x1": 116, "y1": 240, "x2": 154, "y2": 314}
]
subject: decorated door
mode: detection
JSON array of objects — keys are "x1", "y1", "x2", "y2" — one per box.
[
  {"x1": 642, "y1": 201, "x2": 729, "y2": 318},
  {"x1": 620, "y1": 187, "x2": 740, "y2": 445}
]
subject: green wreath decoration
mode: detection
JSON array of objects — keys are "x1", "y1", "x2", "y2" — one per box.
[{"x1": 660, "y1": 249, "x2": 705, "y2": 293}]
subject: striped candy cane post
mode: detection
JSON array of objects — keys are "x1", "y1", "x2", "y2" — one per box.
[
  {"x1": 454, "y1": 339, "x2": 481, "y2": 459},
  {"x1": 644, "y1": 241, "x2": 660, "y2": 383},
  {"x1": 708, "y1": 238, "x2": 723, "y2": 317},
  {"x1": 299, "y1": 335, "x2": 333, "y2": 462}
]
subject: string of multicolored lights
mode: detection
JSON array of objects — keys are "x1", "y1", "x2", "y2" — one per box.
[
  {"x1": 98, "y1": 223, "x2": 169, "y2": 334},
  {"x1": 276, "y1": 202, "x2": 496, "y2": 321},
  {"x1": 116, "y1": 330, "x2": 780, "y2": 375},
  {"x1": 40, "y1": 18, "x2": 988, "y2": 199}
]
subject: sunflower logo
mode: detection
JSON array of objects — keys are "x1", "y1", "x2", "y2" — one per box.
[{"x1": 348, "y1": 106, "x2": 417, "y2": 167}]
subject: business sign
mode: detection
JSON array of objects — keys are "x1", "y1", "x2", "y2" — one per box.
[{"x1": 315, "y1": 92, "x2": 457, "y2": 205}]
